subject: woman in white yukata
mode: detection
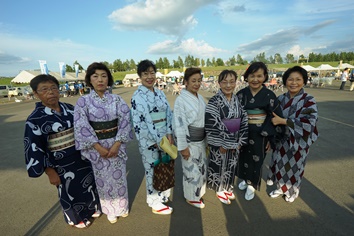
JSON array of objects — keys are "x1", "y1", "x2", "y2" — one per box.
[
  {"x1": 173, "y1": 67, "x2": 208, "y2": 209},
  {"x1": 131, "y1": 60, "x2": 174, "y2": 215},
  {"x1": 74, "y1": 62, "x2": 133, "y2": 224}
]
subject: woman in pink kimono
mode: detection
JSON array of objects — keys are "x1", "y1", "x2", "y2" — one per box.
[{"x1": 74, "y1": 62, "x2": 133, "y2": 223}]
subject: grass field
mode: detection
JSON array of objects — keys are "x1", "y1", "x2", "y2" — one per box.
[{"x1": 0, "y1": 61, "x2": 344, "y2": 86}]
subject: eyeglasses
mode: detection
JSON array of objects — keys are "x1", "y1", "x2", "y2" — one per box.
[
  {"x1": 37, "y1": 86, "x2": 59, "y2": 93},
  {"x1": 220, "y1": 80, "x2": 236, "y2": 86}
]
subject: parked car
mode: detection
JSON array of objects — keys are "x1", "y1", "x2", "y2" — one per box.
[
  {"x1": 8, "y1": 87, "x2": 26, "y2": 97},
  {"x1": 275, "y1": 71, "x2": 284, "y2": 78},
  {"x1": 114, "y1": 80, "x2": 123, "y2": 85}
]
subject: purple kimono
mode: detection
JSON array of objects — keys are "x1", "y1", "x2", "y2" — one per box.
[{"x1": 74, "y1": 90, "x2": 133, "y2": 217}]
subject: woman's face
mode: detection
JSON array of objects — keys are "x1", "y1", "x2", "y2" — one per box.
[
  {"x1": 185, "y1": 73, "x2": 202, "y2": 95},
  {"x1": 140, "y1": 67, "x2": 156, "y2": 91},
  {"x1": 90, "y1": 69, "x2": 108, "y2": 95},
  {"x1": 219, "y1": 74, "x2": 236, "y2": 98},
  {"x1": 34, "y1": 81, "x2": 60, "y2": 108},
  {"x1": 286, "y1": 71, "x2": 305, "y2": 97},
  {"x1": 247, "y1": 68, "x2": 266, "y2": 91}
]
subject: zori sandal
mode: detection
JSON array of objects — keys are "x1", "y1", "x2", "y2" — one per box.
[{"x1": 186, "y1": 199, "x2": 205, "y2": 209}]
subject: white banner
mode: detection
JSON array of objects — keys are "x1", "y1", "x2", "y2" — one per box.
[
  {"x1": 75, "y1": 64, "x2": 79, "y2": 78},
  {"x1": 59, "y1": 62, "x2": 66, "y2": 78},
  {"x1": 39, "y1": 60, "x2": 49, "y2": 74}
]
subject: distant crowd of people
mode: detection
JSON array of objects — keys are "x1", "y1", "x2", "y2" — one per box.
[{"x1": 24, "y1": 60, "x2": 319, "y2": 229}]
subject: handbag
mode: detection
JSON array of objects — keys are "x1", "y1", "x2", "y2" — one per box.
[
  {"x1": 159, "y1": 136, "x2": 178, "y2": 159},
  {"x1": 153, "y1": 151, "x2": 175, "y2": 191}
]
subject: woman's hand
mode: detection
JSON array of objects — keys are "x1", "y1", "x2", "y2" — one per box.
[
  {"x1": 167, "y1": 134, "x2": 174, "y2": 145},
  {"x1": 93, "y1": 143, "x2": 109, "y2": 158},
  {"x1": 219, "y1": 146, "x2": 227, "y2": 154},
  {"x1": 272, "y1": 112, "x2": 287, "y2": 126},
  {"x1": 107, "y1": 141, "x2": 121, "y2": 158},
  {"x1": 265, "y1": 141, "x2": 271, "y2": 152},
  {"x1": 180, "y1": 147, "x2": 190, "y2": 160},
  {"x1": 45, "y1": 167, "x2": 61, "y2": 186}
]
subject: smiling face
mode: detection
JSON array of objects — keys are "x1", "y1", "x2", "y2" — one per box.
[
  {"x1": 247, "y1": 68, "x2": 266, "y2": 93},
  {"x1": 90, "y1": 69, "x2": 108, "y2": 96},
  {"x1": 219, "y1": 74, "x2": 236, "y2": 99},
  {"x1": 34, "y1": 81, "x2": 60, "y2": 110},
  {"x1": 286, "y1": 71, "x2": 305, "y2": 97},
  {"x1": 185, "y1": 73, "x2": 202, "y2": 95},
  {"x1": 140, "y1": 66, "x2": 156, "y2": 91}
]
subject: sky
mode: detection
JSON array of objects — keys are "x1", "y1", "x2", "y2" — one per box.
[{"x1": 1, "y1": 0, "x2": 354, "y2": 77}]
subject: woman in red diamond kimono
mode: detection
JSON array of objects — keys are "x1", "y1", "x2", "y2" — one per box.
[{"x1": 268, "y1": 66, "x2": 319, "y2": 203}]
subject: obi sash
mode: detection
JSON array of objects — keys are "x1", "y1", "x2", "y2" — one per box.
[
  {"x1": 151, "y1": 112, "x2": 167, "y2": 129},
  {"x1": 188, "y1": 126, "x2": 205, "y2": 142},
  {"x1": 247, "y1": 109, "x2": 266, "y2": 125},
  {"x1": 48, "y1": 127, "x2": 75, "y2": 152},
  {"x1": 221, "y1": 118, "x2": 241, "y2": 133},
  {"x1": 89, "y1": 119, "x2": 118, "y2": 140}
]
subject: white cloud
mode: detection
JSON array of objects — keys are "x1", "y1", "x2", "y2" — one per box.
[
  {"x1": 147, "y1": 38, "x2": 225, "y2": 58},
  {"x1": 108, "y1": 0, "x2": 217, "y2": 36}
]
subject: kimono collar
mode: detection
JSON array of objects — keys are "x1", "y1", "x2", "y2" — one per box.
[
  {"x1": 90, "y1": 89, "x2": 110, "y2": 101},
  {"x1": 181, "y1": 89, "x2": 199, "y2": 101},
  {"x1": 138, "y1": 85, "x2": 158, "y2": 96},
  {"x1": 216, "y1": 89, "x2": 236, "y2": 105}
]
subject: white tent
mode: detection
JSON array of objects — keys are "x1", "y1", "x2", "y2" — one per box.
[
  {"x1": 11, "y1": 70, "x2": 83, "y2": 84},
  {"x1": 11, "y1": 70, "x2": 36, "y2": 83},
  {"x1": 316, "y1": 64, "x2": 337, "y2": 70},
  {"x1": 166, "y1": 70, "x2": 183, "y2": 78},
  {"x1": 156, "y1": 72, "x2": 164, "y2": 78},
  {"x1": 301, "y1": 65, "x2": 317, "y2": 71},
  {"x1": 337, "y1": 63, "x2": 354, "y2": 69}
]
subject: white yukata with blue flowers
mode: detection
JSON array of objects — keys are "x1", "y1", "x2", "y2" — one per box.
[{"x1": 131, "y1": 85, "x2": 173, "y2": 207}]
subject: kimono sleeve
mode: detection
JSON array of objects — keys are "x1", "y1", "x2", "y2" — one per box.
[
  {"x1": 205, "y1": 96, "x2": 222, "y2": 143},
  {"x1": 287, "y1": 95, "x2": 319, "y2": 150},
  {"x1": 24, "y1": 120, "x2": 52, "y2": 177},
  {"x1": 74, "y1": 96, "x2": 99, "y2": 150},
  {"x1": 173, "y1": 97, "x2": 188, "y2": 151},
  {"x1": 261, "y1": 92, "x2": 283, "y2": 137},
  {"x1": 115, "y1": 96, "x2": 133, "y2": 143},
  {"x1": 161, "y1": 91, "x2": 173, "y2": 135}
]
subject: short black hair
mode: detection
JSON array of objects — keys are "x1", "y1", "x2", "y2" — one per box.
[
  {"x1": 218, "y1": 70, "x2": 238, "y2": 83},
  {"x1": 137, "y1": 60, "x2": 157, "y2": 77},
  {"x1": 282, "y1": 66, "x2": 308, "y2": 85},
  {"x1": 183, "y1": 67, "x2": 202, "y2": 85},
  {"x1": 243, "y1": 62, "x2": 269, "y2": 83},
  {"x1": 30, "y1": 74, "x2": 59, "y2": 92},
  {"x1": 85, "y1": 62, "x2": 113, "y2": 88}
]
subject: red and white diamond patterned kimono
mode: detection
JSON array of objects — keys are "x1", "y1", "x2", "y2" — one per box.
[{"x1": 268, "y1": 88, "x2": 319, "y2": 201}]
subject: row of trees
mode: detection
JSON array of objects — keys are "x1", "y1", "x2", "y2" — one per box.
[{"x1": 67, "y1": 51, "x2": 354, "y2": 73}]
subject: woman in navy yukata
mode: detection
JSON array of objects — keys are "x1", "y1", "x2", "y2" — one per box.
[{"x1": 24, "y1": 74, "x2": 101, "y2": 229}]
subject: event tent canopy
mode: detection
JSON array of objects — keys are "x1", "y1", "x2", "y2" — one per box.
[
  {"x1": 301, "y1": 65, "x2": 317, "y2": 71},
  {"x1": 316, "y1": 64, "x2": 337, "y2": 70},
  {"x1": 11, "y1": 70, "x2": 84, "y2": 84},
  {"x1": 165, "y1": 70, "x2": 183, "y2": 78},
  {"x1": 337, "y1": 63, "x2": 354, "y2": 69}
]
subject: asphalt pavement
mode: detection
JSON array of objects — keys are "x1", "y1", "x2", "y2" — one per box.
[{"x1": 0, "y1": 83, "x2": 353, "y2": 236}]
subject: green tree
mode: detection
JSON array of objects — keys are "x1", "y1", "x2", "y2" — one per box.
[
  {"x1": 201, "y1": 59, "x2": 205, "y2": 67},
  {"x1": 163, "y1": 57, "x2": 170, "y2": 68},
  {"x1": 216, "y1": 58, "x2": 225, "y2": 66},
  {"x1": 274, "y1": 53, "x2": 283, "y2": 64},
  {"x1": 285, "y1": 54, "x2": 295, "y2": 63}
]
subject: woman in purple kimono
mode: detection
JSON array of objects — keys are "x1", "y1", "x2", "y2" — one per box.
[
  {"x1": 24, "y1": 74, "x2": 101, "y2": 229},
  {"x1": 74, "y1": 62, "x2": 133, "y2": 223},
  {"x1": 268, "y1": 66, "x2": 319, "y2": 203}
]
